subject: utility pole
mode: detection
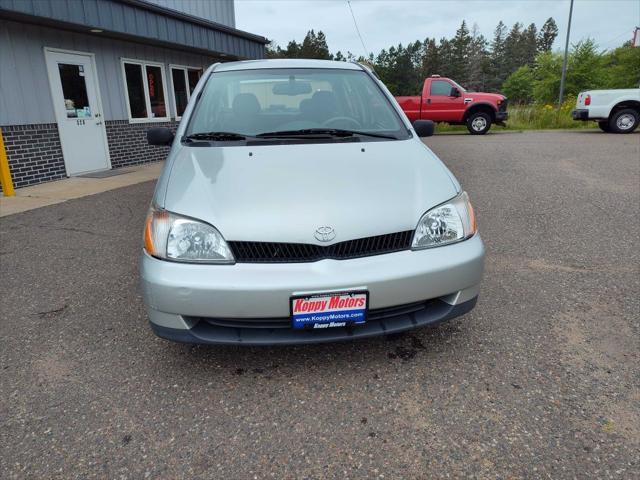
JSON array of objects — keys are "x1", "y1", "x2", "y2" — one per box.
[{"x1": 558, "y1": 0, "x2": 574, "y2": 108}]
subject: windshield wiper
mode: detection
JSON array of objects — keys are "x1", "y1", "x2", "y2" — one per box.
[
  {"x1": 256, "y1": 128, "x2": 398, "y2": 140},
  {"x1": 183, "y1": 131, "x2": 249, "y2": 142}
]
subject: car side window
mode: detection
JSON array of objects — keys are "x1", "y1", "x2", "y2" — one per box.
[{"x1": 430, "y1": 80, "x2": 453, "y2": 96}]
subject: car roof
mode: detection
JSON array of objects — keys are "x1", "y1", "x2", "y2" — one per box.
[{"x1": 214, "y1": 58, "x2": 365, "y2": 72}]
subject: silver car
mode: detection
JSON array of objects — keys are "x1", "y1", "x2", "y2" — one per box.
[{"x1": 141, "y1": 59, "x2": 484, "y2": 345}]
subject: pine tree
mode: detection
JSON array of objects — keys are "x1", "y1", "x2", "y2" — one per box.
[
  {"x1": 489, "y1": 21, "x2": 508, "y2": 90},
  {"x1": 467, "y1": 23, "x2": 490, "y2": 91},
  {"x1": 521, "y1": 23, "x2": 539, "y2": 67},
  {"x1": 451, "y1": 20, "x2": 472, "y2": 84},
  {"x1": 421, "y1": 38, "x2": 440, "y2": 78},
  {"x1": 538, "y1": 18, "x2": 559, "y2": 52},
  {"x1": 437, "y1": 38, "x2": 454, "y2": 79},
  {"x1": 504, "y1": 22, "x2": 525, "y2": 73}
]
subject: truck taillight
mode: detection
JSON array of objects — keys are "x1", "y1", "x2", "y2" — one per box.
[{"x1": 585, "y1": 94, "x2": 591, "y2": 106}]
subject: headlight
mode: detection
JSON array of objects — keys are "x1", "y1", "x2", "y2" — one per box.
[
  {"x1": 412, "y1": 192, "x2": 477, "y2": 249},
  {"x1": 143, "y1": 207, "x2": 234, "y2": 263}
]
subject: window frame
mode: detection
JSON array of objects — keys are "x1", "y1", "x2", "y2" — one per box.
[
  {"x1": 430, "y1": 79, "x2": 454, "y2": 97},
  {"x1": 120, "y1": 58, "x2": 170, "y2": 123},
  {"x1": 169, "y1": 64, "x2": 203, "y2": 120}
]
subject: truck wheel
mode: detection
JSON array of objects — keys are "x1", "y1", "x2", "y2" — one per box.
[
  {"x1": 608, "y1": 109, "x2": 639, "y2": 134},
  {"x1": 598, "y1": 121, "x2": 610, "y2": 132},
  {"x1": 466, "y1": 112, "x2": 492, "y2": 135}
]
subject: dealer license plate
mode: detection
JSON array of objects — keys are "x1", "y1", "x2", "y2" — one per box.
[{"x1": 290, "y1": 290, "x2": 368, "y2": 330}]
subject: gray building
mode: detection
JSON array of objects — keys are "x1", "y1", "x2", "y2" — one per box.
[{"x1": 0, "y1": 0, "x2": 267, "y2": 189}]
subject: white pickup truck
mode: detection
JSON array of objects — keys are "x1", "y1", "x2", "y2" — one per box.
[{"x1": 572, "y1": 88, "x2": 640, "y2": 133}]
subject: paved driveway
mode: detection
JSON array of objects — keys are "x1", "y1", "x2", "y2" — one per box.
[{"x1": 1, "y1": 131, "x2": 638, "y2": 478}]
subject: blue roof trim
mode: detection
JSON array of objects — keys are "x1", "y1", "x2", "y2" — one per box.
[{"x1": 0, "y1": 0, "x2": 268, "y2": 59}]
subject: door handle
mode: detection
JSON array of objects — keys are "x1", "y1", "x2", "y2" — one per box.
[
  {"x1": 425, "y1": 98, "x2": 431, "y2": 104},
  {"x1": 95, "y1": 121, "x2": 102, "y2": 125}
]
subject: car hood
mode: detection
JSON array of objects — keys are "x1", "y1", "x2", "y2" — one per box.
[
  {"x1": 162, "y1": 139, "x2": 459, "y2": 244},
  {"x1": 465, "y1": 92, "x2": 505, "y2": 103}
]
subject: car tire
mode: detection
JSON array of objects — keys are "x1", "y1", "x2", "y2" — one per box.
[
  {"x1": 466, "y1": 112, "x2": 492, "y2": 135},
  {"x1": 608, "y1": 109, "x2": 639, "y2": 134},
  {"x1": 598, "y1": 121, "x2": 611, "y2": 132}
]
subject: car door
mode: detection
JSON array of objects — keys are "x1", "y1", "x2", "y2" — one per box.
[{"x1": 425, "y1": 80, "x2": 465, "y2": 122}]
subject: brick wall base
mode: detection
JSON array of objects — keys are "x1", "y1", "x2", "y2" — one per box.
[
  {"x1": 1, "y1": 120, "x2": 178, "y2": 191},
  {"x1": 105, "y1": 120, "x2": 177, "y2": 169},
  {"x1": 0, "y1": 124, "x2": 66, "y2": 190}
]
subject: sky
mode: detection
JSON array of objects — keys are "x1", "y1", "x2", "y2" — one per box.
[{"x1": 235, "y1": 0, "x2": 640, "y2": 56}]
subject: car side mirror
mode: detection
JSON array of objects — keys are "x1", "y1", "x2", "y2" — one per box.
[
  {"x1": 450, "y1": 87, "x2": 461, "y2": 98},
  {"x1": 413, "y1": 120, "x2": 435, "y2": 137},
  {"x1": 147, "y1": 127, "x2": 174, "y2": 146}
]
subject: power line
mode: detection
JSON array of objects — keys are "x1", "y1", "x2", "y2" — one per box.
[
  {"x1": 347, "y1": 0, "x2": 370, "y2": 59},
  {"x1": 599, "y1": 29, "x2": 633, "y2": 48}
]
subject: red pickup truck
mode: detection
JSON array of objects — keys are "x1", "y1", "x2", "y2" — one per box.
[{"x1": 396, "y1": 75, "x2": 508, "y2": 135}]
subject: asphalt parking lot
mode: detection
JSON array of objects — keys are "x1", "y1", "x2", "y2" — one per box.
[{"x1": 1, "y1": 130, "x2": 638, "y2": 479}]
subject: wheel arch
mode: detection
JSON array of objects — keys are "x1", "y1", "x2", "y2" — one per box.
[
  {"x1": 463, "y1": 103, "x2": 497, "y2": 121},
  {"x1": 610, "y1": 100, "x2": 640, "y2": 115}
]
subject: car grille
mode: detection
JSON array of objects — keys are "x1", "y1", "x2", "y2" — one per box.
[
  {"x1": 499, "y1": 98, "x2": 508, "y2": 112},
  {"x1": 195, "y1": 299, "x2": 439, "y2": 330},
  {"x1": 228, "y1": 230, "x2": 414, "y2": 263}
]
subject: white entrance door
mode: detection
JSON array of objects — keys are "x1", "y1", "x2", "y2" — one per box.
[{"x1": 45, "y1": 49, "x2": 110, "y2": 175}]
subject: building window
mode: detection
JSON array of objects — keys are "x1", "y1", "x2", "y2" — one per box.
[
  {"x1": 121, "y1": 59, "x2": 169, "y2": 122},
  {"x1": 58, "y1": 64, "x2": 91, "y2": 118},
  {"x1": 170, "y1": 65, "x2": 203, "y2": 118}
]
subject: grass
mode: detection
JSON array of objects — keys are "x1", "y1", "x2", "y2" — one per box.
[{"x1": 435, "y1": 100, "x2": 597, "y2": 133}]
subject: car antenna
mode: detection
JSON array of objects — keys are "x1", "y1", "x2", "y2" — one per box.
[{"x1": 347, "y1": 0, "x2": 370, "y2": 59}]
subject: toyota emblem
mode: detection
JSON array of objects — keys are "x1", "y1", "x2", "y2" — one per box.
[{"x1": 314, "y1": 226, "x2": 336, "y2": 242}]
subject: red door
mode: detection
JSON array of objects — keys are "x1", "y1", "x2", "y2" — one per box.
[{"x1": 425, "y1": 80, "x2": 465, "y2": 122}]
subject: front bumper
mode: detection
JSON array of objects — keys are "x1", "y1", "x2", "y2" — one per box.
[
  {"x1": 140, "y1": 234, "x2": 485, "y2": 345},
  {"x1": 572, "y1": 109, "x2": 590, "y2": 120},
  {"x1": 495, "y1": 111, "x2": 508, "y2": 123}
]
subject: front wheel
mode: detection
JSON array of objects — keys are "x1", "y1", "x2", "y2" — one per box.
[
  {"x1": 466, "y1": 112, "x2": 492, "y2": 135},
  {"x1": 608, "y1": 109, "x2": 639, "y2": 134},
  {"x1": 598, "y1": 121, "x2": 610, "y2": 132}
]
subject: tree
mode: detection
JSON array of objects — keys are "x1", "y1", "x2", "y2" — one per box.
[
  {"x1": 271, "y1": 17, "x2": 580, "y2": 100},
  {"x1": 268, "y1": 30, "x2": 333, "y2": 59},
  {"x1": 603, "y1": 43, "x2": 640, "y2": 88},
  {"x1": 489, "y1": 21, "x2": 508, "y2": 90},
  {"x1": 565, "y1": 39, "x2": 607, "y2": 95},
  {"x1": 374, "y1": 44, "x2": 420, "y2": 95},
  {"x1": 531, "y1": 51, "x2": 563, "y2": 104},
  {"x1": 299, "y1": 30, "x2": 332, "y2": 59},
  {"x1": 467, "y1": 23, "x2": 490, "y2": 91},
  {"x1": 420, "y1": 38, "x2": 441, "y2": 78},
  {"x1": 531, "y1": 39, "x2": 608, "y2": 104},
  {"x1": 437, "y1": 38, "x2": 454, "y2": 79},
  {"x1": 504, "y1": 22, "x2": 524, "y2": 72},
  {"x1": 502, "y1": 65, "x2": 534, "y2": 102},
  {"x1": 450, "y1": 20, "x2": 472, "y2": 84},
  {"x1": 537, "y1": 18, "x2": 558, "y2": 52},
  {"x1": 522, "y1": 23, "x2": 538, "y2": 66}
]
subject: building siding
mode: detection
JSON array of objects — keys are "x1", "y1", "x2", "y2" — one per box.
[
  {"x1": 145, "y1": 0, "x2": 235, "y2": 28},
  {"x1": 0, "y1": 1, "x2": 266, "y2": 190},
  {"x1": 0, "y1": 19, "x2": 219, "y2": 125},
  {"x1": 0, "y1": 0, "x2": 264, "y2": 58}
]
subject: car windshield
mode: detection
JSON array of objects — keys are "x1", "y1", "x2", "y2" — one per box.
[{"x1": 186, "y1": 68, "x2": 410, "y2": 141}]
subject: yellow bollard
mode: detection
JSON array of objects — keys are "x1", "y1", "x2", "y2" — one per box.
[{"x1": 0, "y1": 128, "x2": 15, "y2": 197}]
